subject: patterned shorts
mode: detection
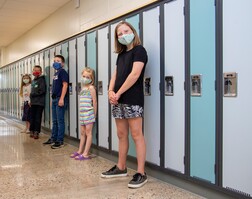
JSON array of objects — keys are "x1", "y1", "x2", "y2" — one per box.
[
  {"x1": 112, "y1": 104, "x2": 144, "y2": 119},
  {"x1": 80, "y1": 109, "x2": 95, "y2": 126}
]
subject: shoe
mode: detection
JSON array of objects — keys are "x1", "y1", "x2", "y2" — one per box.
[
  {"x1": 128, "y1": 172, "x2": 148, "y2": 188},
  {"x1": 70, "y1": 152, "x2": 80, "y2": 158},
  {"x1": 43, "y1": 139, "x2": 54, "y2": 145},
  {"x1": 21, "y1": 128, "x2": 27, "y2": 133},
  {"x1": 74, "y1": 154, "x2": 91, "y2": 160},
  {"x1": 101, "y1": 165, "x2": 127, "y2": 178},
  {"x1": 51, "y1": 142, "x2": 64, "y2": 149},
  {"x1": 30, "y1": 132, "x2": 34, "y2": 138},
  {"x1": 33, "y1": 132, "x2": 39, "y2": 139}
]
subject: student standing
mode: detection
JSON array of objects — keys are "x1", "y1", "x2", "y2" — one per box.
[
  {"x1": 29, "y1": 65, "x2": 46, "y2": 139},
  {"x1": 19, "y1": 74, "x2": 32, "y2": 133},
  {"x1": 70, "y1": 67, "x2": 97, "y2": 160},
  {"x1": 43, "y1": 55, "x2": 69, "y2": 149},
  {"x1": 101, "y1": 22, "x2": 148, "y2": 188}
]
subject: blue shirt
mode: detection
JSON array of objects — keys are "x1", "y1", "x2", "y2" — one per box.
[{"x1": 52, "y1": 68, "x2": 69, "y2": 98}]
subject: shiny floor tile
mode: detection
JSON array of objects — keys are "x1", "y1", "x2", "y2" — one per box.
[{"x1": 0, "y1": 116, "x2": 204, "y2": 199}]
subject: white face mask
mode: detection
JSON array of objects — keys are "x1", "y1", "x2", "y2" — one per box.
[
  {"x1": 118, "y1": 33, "x2": 135, "y2": 45},
  {"x1": 23, "y1": 79, "x2": 29, "y2": 84},
  {"x1": 81, "y1": 77, "x2": 92, "y2": 85}
]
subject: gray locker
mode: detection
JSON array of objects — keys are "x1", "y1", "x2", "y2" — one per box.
[
  {"x1": 77, "y1": 35, "x2": 86, "y2": 139},
  {"x1": 97, "y1": 26, "x2": 109, "y2": 149},
  {"x1": 143, "y1": 6, "x2": 161, "y2": 165},
  {"x1": 69, "y1": 39, "x2": 78, "y2": 138},
  {"x1": 110, "y1": 21, "x2": 121, "y2": 152},
  {"x1": 164, "y1": 0, "x2": 185, "y2": 173},
  {"x1": 44, "y1": 50, "x2": 51, "y2": 129},
  {"x1": 222, "y1": 0, "x2": 252, "y2": 196}
]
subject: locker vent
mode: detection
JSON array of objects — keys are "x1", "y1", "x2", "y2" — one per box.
[{"x1": 226, "y1": 187, "x2": 251, "y2": 197}]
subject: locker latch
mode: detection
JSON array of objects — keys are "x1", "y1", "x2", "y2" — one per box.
[
  {"x1": 223, "y1": 72, "x2": 237, "y2": 97},
  {"x1": 191, "y1": 74, "x2": 202, "y2": 96}
]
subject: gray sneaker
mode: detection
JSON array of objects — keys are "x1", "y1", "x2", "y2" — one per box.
[
  {"x1": 128, "y1": 172, "x2": 147, "y2": 188},
  {"x1": 101, "y1": 165, "x2": 127, "y2": 178}
]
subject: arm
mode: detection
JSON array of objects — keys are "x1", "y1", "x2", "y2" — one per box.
[
  {"x1": 58, "y1": 82, "x2": 68, "y2": 107},
  {"x1": 108, "y1": 69, "x2": 118, "y2": 105},
  {"x1": 89, "y1": 86, "x2": 97, "y2": 117},
  {"x1": 115, "y1": 61, "x2": 144, "y2": 100}
]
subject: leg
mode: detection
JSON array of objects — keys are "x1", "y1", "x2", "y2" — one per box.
[
  {"x1": 34, "y1": 105, "x2": 44, "y2": 133},
  {"x1": 56, "y1": 99, "x2": 66, "y2": 143},
  {"x1": 77, "y1": 125, "x2": 86, "y2": 154},
  {"x1": 82, "y1": 123, "x2": 93, "y2": 157},
  {"x1": 51, "y1": 99, "x2": 58, "y2": 141},
  {"x1": 128, "y1": 117, "x2": 146, "y2": 174},
  {"x1": 115, "y1": 118, "x2": 129, "y2": 170}
]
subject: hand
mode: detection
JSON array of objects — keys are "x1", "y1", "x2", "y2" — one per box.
[
  {"x1": 58, "y1": 99, "x2": 64, "y2": 107},
  {"x1": 108, "y1": 91, "x2": 118, "y2": 105}
]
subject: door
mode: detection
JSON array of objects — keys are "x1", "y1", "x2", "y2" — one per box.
[
  {"x1": 189, "y1": 0, "x2": 216, "y2": 183},
  {"x1": 143, "y1": 6, "x2": 161, "y2": 165},
  {"x1": 222, "y1": 0, "x2": 252, "y2": 196},
  {"x1": 164, "y1": 0, "x2": 185, "y2": 173},
  {"x1": 97, "y1": 26, "x2": 109, "y2": 149},
  {"x1": 69, "y1": 39, "x2": 78, "y2": 138},
  {"x1": 87, "y1": 31, "x2": 98, "y2": 145},
  {"x1": 77, "y1": 35, "x2": 86, "y2": 139}
]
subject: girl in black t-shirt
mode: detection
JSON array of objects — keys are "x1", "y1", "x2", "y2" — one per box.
[{"x1": 101, "y1": 21, "x2": 148, "y2": 189}]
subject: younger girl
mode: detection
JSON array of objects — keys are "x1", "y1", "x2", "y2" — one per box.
[
  {"x1": 70, "y1": 67, "x2": 97, "y2": 160},
  {"x1": 19, "y1": 74, "x2": 32, "y2": 133}
]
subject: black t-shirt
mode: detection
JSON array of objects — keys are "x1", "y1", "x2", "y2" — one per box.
[{"x1": 114, "y1": 45, "x2": 148, "y2": 107}]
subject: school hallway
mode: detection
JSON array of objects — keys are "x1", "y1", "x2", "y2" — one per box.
[{"x1": 0, "y1": 115, "x2": 204, "y2": 199}]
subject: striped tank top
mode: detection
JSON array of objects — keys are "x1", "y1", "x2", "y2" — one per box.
[{"x1": 79, "y1": 88, "x2": 93, "y2": 112}]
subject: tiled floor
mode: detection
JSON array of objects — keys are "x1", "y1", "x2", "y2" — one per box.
[{"x1": 0, "y1": 116, "x2": 204, "y2": 199}]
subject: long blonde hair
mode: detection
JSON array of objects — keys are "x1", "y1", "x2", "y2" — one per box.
[
  {"x1": 19, "y1": 74, "x2": 32, "y2": 97},
  {"x1": 114, "y1": 21, "x2": 141, "y2": 54}
]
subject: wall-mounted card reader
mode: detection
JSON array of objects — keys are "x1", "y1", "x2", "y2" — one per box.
[
  {"x1": 98, "y1": 81, "x2": 103, "y2": 95},
  {"x1": 223, "y1": 72, "x2": 237, "y2": 97},
  {"x1": 191, "y1": 74, "x2": 202, "y2": 96},
  {"x1": 144, "y1": 77, "x2": 151, "y2": 96},
  {"x1": 165, "y1": 76, "x2": 174, "y2": 96}
]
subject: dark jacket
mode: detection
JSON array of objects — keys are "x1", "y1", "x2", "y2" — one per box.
[{"x1": 30, "y1": 75, "x2": 46, "y2": 106}]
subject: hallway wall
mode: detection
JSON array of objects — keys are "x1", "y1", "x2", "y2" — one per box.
[{"x1": 2, "y1": 0, "x2": 157, "y2": 66}]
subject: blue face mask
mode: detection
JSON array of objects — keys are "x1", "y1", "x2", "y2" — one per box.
[
  {"x1": 118, "y1": 33, "x2": 135, "y2": 45},
  {"x1": 53, "y1": 62, "x2": 61, "y2": 70}
]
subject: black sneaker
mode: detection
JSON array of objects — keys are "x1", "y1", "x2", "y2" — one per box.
[
  {"x1": 33, "y1": 132, "x2": 39, "y2": 139},
  {"x1": 51, "y1": 142, "x2": 64, "y2": 149},
  {"x1": 128, "y1": 172, "x2": 147, "y2": 188},
  {"x1": 43, "y1": 139, "x2": 54, "y2": 145},
  {"x1": 101, "y1": 165, "x2": 127, "y2": 178}
]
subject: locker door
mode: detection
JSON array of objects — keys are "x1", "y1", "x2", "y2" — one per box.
[
  {"x1": 77, "y1": 35, "x2": 86, "y2": 139},
  {"x1": 27, "y1": 57, "x2": 32, "y2": 74},
  {"x1": 49, "y1": 48, "x2": 56, "y2": 129},
  {"x1": 110, "y1": 21, "x2": 120, "y2": 152},
  {"x1": 125, "y1": 14, "x2": 140, "y2": 158},
  {"x1": 61, "y1": 42, "x2": 69, "y2": 135},
  {"x1": 69, "y1": 39, "x2": 77, "y2": 138},
  {"x1": 38, "y1": 52, "x2": 45, "y2": 127},
  {"x1": 143, "y1": 6, "x2": 161, "y2": 165},
  {"x1": 97, "y1": 26, "x2": 109, "y2": 149},
  {"x1": 44, "y1": 50, "x2": 51, "y2": 129},
  {"x1": 223, "y1": 0, "x2": 252, "y2": 196},
  {"x1": 87, "y1": 31, "x2": 97, "y2": 145},
  {"x1": 189, "y1": 0, "x2": 216, "y2": 183},
  {"x1": 164, "y1": 0, "x2": 185, "y2": 173}
]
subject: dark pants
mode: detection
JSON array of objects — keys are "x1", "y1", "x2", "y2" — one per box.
[{"x1": 29, "y1": 105, "x2": 44, "y2": 133}]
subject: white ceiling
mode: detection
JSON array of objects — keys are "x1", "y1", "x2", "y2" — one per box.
[{"x1": 0, "y1": 0, "x2": 71, "y2": 47}]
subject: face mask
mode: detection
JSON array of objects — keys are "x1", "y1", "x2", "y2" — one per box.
[
  {"x1": 81, "y1": 77, "x2": 92, "y2": 85},
  {"x1": 33, "y1": 71, "x2": 40, "y2": 77},
  {"x1": 23, "y1": 79, "x2": 29, "y2": 84},
  {"x1": 118, "y1": 33, "x2": 135, "y2": 45},
  {"x1": 53, "y1": 62, "x2": 62, "y2": 70}
]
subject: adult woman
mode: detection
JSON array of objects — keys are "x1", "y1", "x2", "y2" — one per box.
[{"x1": 101, "y1": 21, "x2": 148, "y2": 189}]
